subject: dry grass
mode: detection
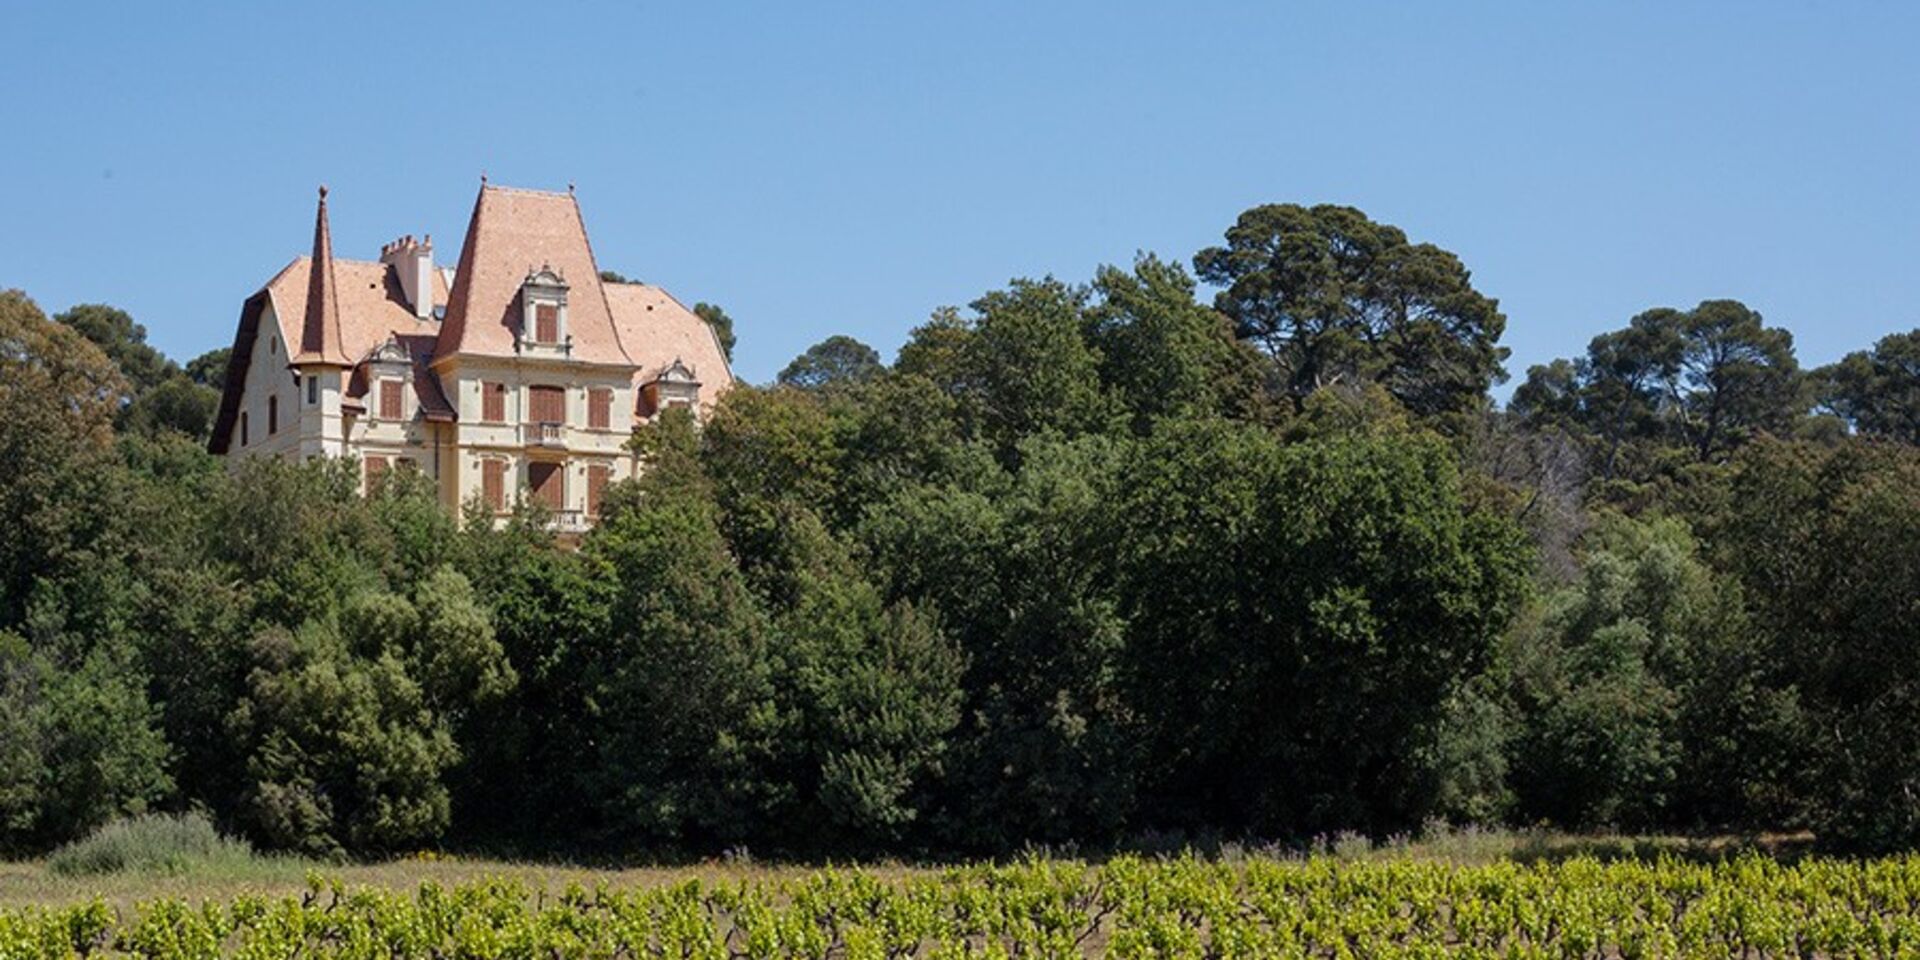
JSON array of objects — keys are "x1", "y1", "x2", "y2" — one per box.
[
  {"x1": 0, "y1": 854, "x2": 936, "y2": 910},
  {"x1": 0, "y1": 827, "x2": 1817, "y2": 910}
]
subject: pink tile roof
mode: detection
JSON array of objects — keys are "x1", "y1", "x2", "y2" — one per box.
[
  {"x1": 264, "y1": 257, "x2": 445, "y2": 366},
  {"x1": 434, "y1": 185, "x2": 632, "y2": 367},
  {"x1": 604, "y1": 281, "x2": 734, "y2": 415}
]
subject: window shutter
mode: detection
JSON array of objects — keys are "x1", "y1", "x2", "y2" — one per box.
[
  {"x1": 380, "y1": 380, "x2": 404, "y2": 420},
  {"x1": 365, "y1": 455, "x2": 390, "y2": 490},
  {"x1": 529, "y1": 385, "x2": 565, "y2": 424},
  {"x1": 586, "y1": 464, "x2": 609, "y2": 518},
  {"x1": 483, "y1": 382, "x2": 506, "y2": 423},
  {"x1": 482, "y1": 460, "x2": 506, "y2": 512},
  {"x1": 588, "y1": 388, "x2": 611, "y2": 429},
  {"x1": 535, "y1": 304, "x2": 558, "y2": 343},
  {"x1": 528, "y1": 461, "x2": 564, "y2": 510}
]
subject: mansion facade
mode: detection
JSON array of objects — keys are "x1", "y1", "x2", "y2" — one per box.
[{"x1": 209, "y1": 182, "x2": 733, "y2": 530}]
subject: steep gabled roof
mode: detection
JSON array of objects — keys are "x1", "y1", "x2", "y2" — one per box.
[
  {"x1": 434, "y1": 184, "x2": 631, "y2": 366},
  {"x1": 289, "y1": 187, "x2": 352, "y2": 367},
  {"x1": 209, "y1": 256, "x2": 447, "y2": 453}
]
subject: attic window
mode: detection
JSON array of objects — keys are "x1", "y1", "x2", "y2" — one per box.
[{"x1": 519, "y1": 265, "x2": 569, "y2": 351}]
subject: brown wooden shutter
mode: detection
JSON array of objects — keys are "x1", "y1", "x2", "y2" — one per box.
[
  {"x1": 483, "y1": 382, "x2": 506, "y2": 423},
  {"x1": 535, "y1": 304, "x2": 558, "y2": 343},
  {"x1": 529, "y1": 385, "x2": 565, "y2": 424},
  {"x1": 586, "y1": 464, "x2": 609, "y2": 518},
  {"x1": 588, "y1": 388, "x2": 611, "y2": 429},
  {"x1": 365, "y1": 455, "x2": 390, "y2": 490},
  {"x1": 380, "y1": 380, "x2": 404, "y2": 419},
  {"x1": 528, "y1": 461, "x2": 564, "y2": 510},
  {"x1": 268, "y1": 395, "x2": 278, "y2": 434},
  {"x1": 482, "y1": 459, "x2": 506, "y2": 512}
]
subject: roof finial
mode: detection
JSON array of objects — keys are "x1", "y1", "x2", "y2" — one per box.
[
  {"x1": 479, "y1": 170, "x2": 488, "y2": 186},
  {"x1": 567, "y1": 181, "x2": 576, "y2": 195},
  {"x1": 318, "y1": 184, "x2": 328, "y2": 201}
]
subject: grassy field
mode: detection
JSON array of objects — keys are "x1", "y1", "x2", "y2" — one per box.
[{"x1": 0, "y1": 825, "x2": 1811, "y2": 909}]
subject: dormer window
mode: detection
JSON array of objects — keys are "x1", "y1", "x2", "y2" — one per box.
[
  {"x1": 640, "y1": 358, "x2": 702, "y2": 417},
  {"x1": 520, "y1": 264, "x2": 569, "y2": 351}
]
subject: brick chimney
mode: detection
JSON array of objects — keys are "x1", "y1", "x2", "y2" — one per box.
[{"x1": 380, "y1": 234, "x2": 435, "y2": 320}]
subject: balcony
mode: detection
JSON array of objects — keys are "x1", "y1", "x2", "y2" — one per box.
[
  {"x1": 525, "y1": 421, "x2": 566, "y2": 448},
  {"x1": 546, "y1": 509, "x2": 590, "y2": 534}
]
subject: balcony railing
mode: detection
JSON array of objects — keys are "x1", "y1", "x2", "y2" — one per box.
[
  {"x1": 546, "y1": 509, "x2": 590, "y2": 534},
  {"x1": 526, "y1": 421, "x2": 566, "y2": 447}
]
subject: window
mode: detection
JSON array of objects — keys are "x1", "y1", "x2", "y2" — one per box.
[
  {"x1": 267, "y1": 395, "x2": 278, "y2": 434},
  {"x1": 240, "y1": 411, "x2": 249, "y2": 446},
  {"x1": 307, "y1": 377, "x2": 318, "y2": 405},
  {"x1": 588, "y1": 388, "x2": 612, "y2": 429},
  {"x1": 535, "y1": 303, "x2": 558, "y2": 343},
  {"x1": 482, "y1": 382, "x2": 507, "y2": 423},
  {"x1": 379, "y1": 380, "x2": 404, "y2": 420},
  {"x1": 365, "y1": 455, "x2": 390, "y2": 491},
  {"x1": 528, "y1": 461, "x2": 564, "y2": 511},
  {"x1": 586, "y1": 463, "x2": 610, "y2": 518},
  {"x1": 482, "y1": 459, "x2": 507, "y2": 513},
  {"x1": 528, "y1": 384, "x2": 565, "y2": 424},
  {"x1": 270, "y1": 335, "x2": 278, "y2": 355}
]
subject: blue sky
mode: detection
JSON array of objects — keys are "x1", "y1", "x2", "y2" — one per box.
[{"x1": 3, "y1": 3, "x2": 1916, "y2": 391}]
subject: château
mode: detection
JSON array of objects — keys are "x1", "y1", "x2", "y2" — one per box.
[{"x1": 209, "y1": 182, "x2": 733, "y2": 529}]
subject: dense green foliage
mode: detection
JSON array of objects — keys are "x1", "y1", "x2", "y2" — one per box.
[
  {"x1": 12, "y1": 856, "x2": 1920, "y2": 957},
  {"x1": 6, "y1": 198, "x2": 1920, "y2": 859}
]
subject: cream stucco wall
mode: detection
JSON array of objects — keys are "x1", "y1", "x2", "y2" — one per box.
[
  {"x1": 227, "y1": 315, "x2": 673, "y2": 534},
  {"x1": 434, "y1": 355, "x2": 636, "y2": 525},
  {"x1": 225, "y1": 302, "x2": 316, "y2": 460}
]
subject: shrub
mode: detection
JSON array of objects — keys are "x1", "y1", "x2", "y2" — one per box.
[{"x1": 47, "y1": 812, "x2": 254, "y2": 876}]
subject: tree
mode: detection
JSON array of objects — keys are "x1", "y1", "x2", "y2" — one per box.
[
  {"x1": 861, "y1": 435, "x2": 1139, "y2": 849},
  {"x1": 1193, "y1": 204, "x2": 1508, "y2": 423},
  {"x1": 1713, "y1": 439, "x2": 1920, "y2": 850},
  {"x1": 120, "y1": 375, "x2": 219, "y2": 439},
  {"x1": 577, "y1": 414, "x2": 782, "y2": 846},
  {"x1": 694, "y1": 302, "x2": 737, "y2": 363},
  {"x1": 1814, "y1": 329, "x2": 1920, "y2": 443},
  {"x1": 234, "y1": 570, "x2": 509, "y2": 856},
  {"x1": 1665, "y1": 300, "x2": 1803, "y2": 462},
  {"x1": 758, "y1": 512, "x2": 964, "y2": 850},
  {"x1": 778, "y1": 335, "x2": 883, "y2": 390},
  {"x1": 184, "y1": 347, "x2": 231, "y2": 387},
  {"x1": 0, "y1": 633, "x2": 173, "y2": 852},
  {"x1": 895, "y1": 279, "x2": 1114, "y2": 463},
  {"x1": 1119, "y1": 417, "x2": 1530, "y2": 836},
  {"x1": 0, "y1": 291, "x2": 128, "y2": 630},
  {"x1": 1086, "y1": 254, "x2": 1269, "y2": 430},
  {"x1": 1505, "y1": 515, "x2": 1746, "y2": 828},
  {"x1": 1514, "y1": 301, "x2": 1804, "y2": 477},
  {"x1": 55, "y1": 303, "x2": 175, "y2": 394}
]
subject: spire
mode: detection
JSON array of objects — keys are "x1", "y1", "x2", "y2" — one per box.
[{"x1": 291, "y1": 185, "x2": 350, "y2": 366}]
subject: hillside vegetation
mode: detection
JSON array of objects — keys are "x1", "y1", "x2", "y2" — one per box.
[{"x1": 7, "y1": 203, "x2": 1920, "y2": 861}]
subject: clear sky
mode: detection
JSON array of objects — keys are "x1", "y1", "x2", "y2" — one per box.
[{"x1": 3, "y1": 3, "x2": 1916, "y2": 391}]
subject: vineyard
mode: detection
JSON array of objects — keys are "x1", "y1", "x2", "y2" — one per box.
[{"x1": 6, "y1": 855, "x2": 1920, "y2": 959}]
